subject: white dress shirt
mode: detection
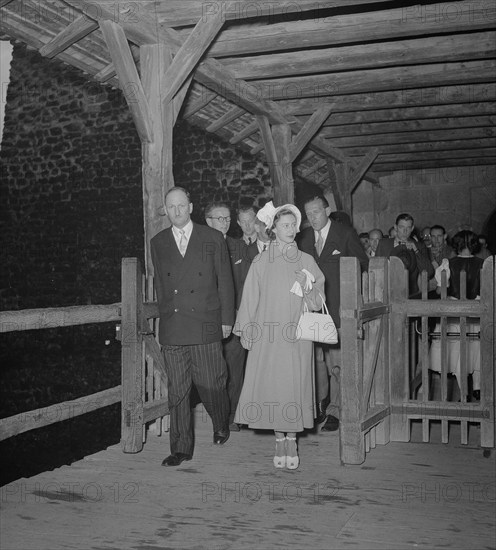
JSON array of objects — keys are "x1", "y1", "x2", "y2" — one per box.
[{"x1": 171, "y1": 220, "x2": 193, "y2": 252}]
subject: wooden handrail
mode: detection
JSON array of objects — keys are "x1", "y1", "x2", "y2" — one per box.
[
  {"x1": 0, "y1": 303, "x2": 121, "y2": 332},
  {"x1": 0, "y1": 386, "x2": 121, "y2": 441}
]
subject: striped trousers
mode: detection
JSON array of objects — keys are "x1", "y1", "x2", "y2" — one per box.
[{"x1": 162, "y1": 341, "x2": 230, "y2": 456}]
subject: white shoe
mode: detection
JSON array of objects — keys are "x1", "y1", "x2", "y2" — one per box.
[
  {"x1": 273, "y1": 437, "x2": 286, "y2": 468},
  {"x1": 285, "y1": 436, "x2": 299, "y2": 470}
]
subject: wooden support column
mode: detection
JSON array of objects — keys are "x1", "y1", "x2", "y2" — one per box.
[
  {"x1": 334, "y1": 161, "x2": 352, "y2": 215},
  {"x1": 272, "y1": 124, "x2": 294, "y2": 205},
  {"x1": 256, "y1": 117, "x2": 294, "y2": 205}
]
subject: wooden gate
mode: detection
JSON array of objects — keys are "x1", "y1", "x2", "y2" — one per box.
[
  {"x1": 339, "y1": 255, "x2": 495, "y2": 465},
  {"x1": 340, "y1": 257, "x2": 391, "y2": 464},
  {"x1": 120, "y1": 258, "x2": 169, "y2": 453}
]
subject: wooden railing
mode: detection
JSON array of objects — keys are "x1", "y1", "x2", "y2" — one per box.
[
  {"x1": 0, "y1": 303, "x2": 122, "y2": 441},
  {"x1": 393, "y1": 256, "x2": 495, "y2": 448}
]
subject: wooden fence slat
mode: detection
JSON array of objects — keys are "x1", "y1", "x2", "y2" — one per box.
[
  {"x1": 121, "y1": 258, "x2": 144, "y2": 453},
  {"x1": 389, "y1": 257, "x2": 410, "y2": 442}
]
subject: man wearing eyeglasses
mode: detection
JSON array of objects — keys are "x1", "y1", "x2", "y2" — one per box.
[
  {"x1": 205, "y1": 201, "x2": 253, "y2": 432},
  {"x1": 150, "y1": 188, "x2": 235, "y2": 466}
]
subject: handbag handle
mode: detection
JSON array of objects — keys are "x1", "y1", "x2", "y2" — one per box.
[{"x1": 303, "y1": 291, "x2": 329, "y2": 315}]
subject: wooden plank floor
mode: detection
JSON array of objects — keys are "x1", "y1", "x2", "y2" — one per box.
[{"x1": 1, "y1": 410, "x2": 495, "y2": 550}]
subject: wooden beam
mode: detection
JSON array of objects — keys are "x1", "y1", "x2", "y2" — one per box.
[
  {"x1": 0, "y1": 0, "x2": 15, "y2": 7},
  {"x1": 161, "y1": 8, "x2": 225, "y2": 104},
  {"x1": 155, "y1": 0, "x2": 388, "y2": 27},
  {"x1": 250, "y1": 142, "x2": 264, "y2": 156},
  {"x1": 99, "y1": 20, "x2": 153, "y2": 143},
  {"x1": 256, "y1": 116, "x2": 282, "y2": 191},
  {"x1": 141, "y1": 44, "x2": 174, "y2": 276},
  {"x1": 290, "y1": 104, "x2": 334, "y2": 162},
  {"x1": 39, "y1": 15, "x2": 98, "y2": 58},
  {"x1": 182, "y1": 89, "x2": 217, "y2": 118},
  {"x1": 252, "y1": 60, "x2": 496, "y2": 101},
  {"x1": 347, "y1": 149, "x2": 379, "y2": 193},
  {"x1": 319, "y1": 102, "x2": 496, "y2": 127},
  {"x1": 326, "y1": 127, "x2": 496, "y2": 148},
  {"x1": 221, "y1": 31, "x2": 496, "y2": 79},
  {"x1": 94, "y1": 44, "x2": 140, "y2": 83},
  {"x1": 282, "y1": 83, "x2": 496, "y2": 115},
  {"x1": 273, "y1": 124, "x2": 294, "y2": 205},
  {"x1": 344, "y1": 139, "x2": 496, "y2": 157},
  {"x1": 375, "y1": 149, "x2": 496, "y2": 163},
  {"x1": 374, "y1": 158, "x2": 496, "y2": 172},
  {"x1": 326, "y1": 158, "x2": 343, "y2": 211},
  {"x1": 320, "y1": 115, "x2": 496, "y2": 139},
  {"x1": 230, "y1": 121, "x2": 258, "y2": 144},
  {"x1": 206, "y1": 106, "x2": 244, "y2": 133},
  {"x1": 199, "y1": 1, "x2": 496, "y2": 58}
]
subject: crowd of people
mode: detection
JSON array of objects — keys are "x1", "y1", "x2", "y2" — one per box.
[{"x1": 150, "y1": 188, "x2": 493, "y2": 469}]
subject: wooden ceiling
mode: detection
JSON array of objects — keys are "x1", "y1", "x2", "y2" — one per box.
[{"x1": 1, "y1": 0, "x2": 495, "y2": 191}]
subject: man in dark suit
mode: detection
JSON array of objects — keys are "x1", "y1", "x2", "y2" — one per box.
[
  {"x1": 298, "y1": 195, "x2": 369, "y2": 428},
  {"x1": 205, "y1": 201, "x2": 256, "y2": 431},
  {"x1": 150, "y1": 187, "x2": 235, "y2": 466},
  {"x1": 375, "y1": 213, "x2": 434, "y2": 297}
]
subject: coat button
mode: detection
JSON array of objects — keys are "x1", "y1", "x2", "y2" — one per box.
[
  {"x1": 191, "y1": 308, "x2": 195, "y2": 312},
  {"x1": 191, "y1": 290, "x2": 194, "y2": 293},
  {"x1": 174, "y1": 289, "x2": 178, "y2": 294},
  {"x1": 174, "y1": 308, "x2": 178, "y2": 313}
]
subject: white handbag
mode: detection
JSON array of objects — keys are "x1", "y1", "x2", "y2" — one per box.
[{"x1": 297, "y1": 297, "x2": 338, "y2": 344}]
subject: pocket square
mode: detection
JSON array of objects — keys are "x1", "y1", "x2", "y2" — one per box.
[
  {"x1": 332, "y1": 249, "x2": 341, "y2": 255},
  {"x1": 235, "y1": 259, "x2": 242, "y2": 265}
]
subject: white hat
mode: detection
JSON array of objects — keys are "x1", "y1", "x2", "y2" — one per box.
[{"x1": 259, "y1": 201, "x2": 302, "y2": 233}]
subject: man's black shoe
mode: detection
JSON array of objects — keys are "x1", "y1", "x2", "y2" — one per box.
[
  {"x1": 321, "y1": 415, "x2": 340, "y2": 432},
  {"x1": 315, "y1": 397, "x2": 330, "y2": 424},
  {"x1": 161, "y1": 453, "x2": 192, "y2": 466},
  {"x1": 213, "y1": 429, "x2": 230, "y2": 445}
]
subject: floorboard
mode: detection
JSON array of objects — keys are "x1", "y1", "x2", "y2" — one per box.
[{"x1": 1, "y1": 409, "x2": 495, "y2": 550}]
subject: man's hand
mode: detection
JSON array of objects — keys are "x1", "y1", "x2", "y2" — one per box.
[
  {"x1": 222, "y1": 325, "x2": 232, "y2": 339},
  {"x1": 404, "y1": 241, "x2": 418, "y2": 253}
]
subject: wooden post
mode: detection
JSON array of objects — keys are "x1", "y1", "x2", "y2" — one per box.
[
  {"x1": 480, "y1": 256, "x2": 495, "y2": 448},
  {"x1": 340, "y1": 256, "x2": 365, "y2": 465},
  {"x1": 334, "y1": 161, "x2": 352, "y2": 216},
  {"x1": 389, "y1": 256, "x2": 410, "y2": 442},
  {"x1": 121, "y1": 258, "x2": 144, "y2": 453},
  {"x1": 140, "y1": 44, "x2": 175, "y2": 278},
  {"x1": 272, "y1": 124, "x2": 294, "y2": 205}
]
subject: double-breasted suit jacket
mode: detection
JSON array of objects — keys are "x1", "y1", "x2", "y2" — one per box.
[
  {"x1": 298, "y1": 221, "x2": 369, "y2": 328},
  {"x1": 151, "y1": 223, "x2": 235, "y2": 346}
]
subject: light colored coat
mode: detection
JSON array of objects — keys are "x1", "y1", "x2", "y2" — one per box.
[{"x1": 234, "y1": 242, "x2": 325, "y2": 432}]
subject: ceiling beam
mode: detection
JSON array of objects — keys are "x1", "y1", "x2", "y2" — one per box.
[
  {"x1": 320, "y1": 115, "x2": 496, "y2": 139},
  {"x1": 221, "y1": 32, "x2": 496, "y2": 80},
  {"x1": 251, "y1": 61, "x2": 496, "y2": 101},
  {"x1": 281, "y1": 83, "x2": 496, "y2": 115},
  {"x1": 206, "y1": 106, "x2": 245, "y2": 133},
  {"x1": 154, "y1": 0, "x2": 391, "y2": 27},
  {"x1": 316, "y1": 103, "x2": 496, "y2": 127},
  {"x1": 325, "y1": 127, "x2": 496, "y2": 148},
  {"x1": 39, "y1": 15, "x2": 98, "y2": 58},
  {"x1": 161, "y1": 8, "x2": 225, "y2": 104},
  {"x1": 343, "y1": 139, "x2": 496, "y2": 157},
  {"x1": 99, "y1": 20, "x2": 153, "y2": 143},
  {"x1": 374, "y1": 158, "x2": 496, "y2": 172},
  {"x1": 289, "y1": 104, "x2": 334, "y2": 163},
  {"x1": 196, "y1": 1, "x2": 496, "y2": 58}
]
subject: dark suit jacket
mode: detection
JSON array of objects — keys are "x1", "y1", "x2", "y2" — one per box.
[
  {"x1": 298, "y1": 220, "x2": 369, "y2": 328},
  {"x1": 375, "y1": 237, "x2": 434, "y2": 296},
  {"x1": 151, "y1": 223, "x2": 235, "y2": 345},
  {"x1": 226, "y1": 236, "x2": 255, "y2": 309}
]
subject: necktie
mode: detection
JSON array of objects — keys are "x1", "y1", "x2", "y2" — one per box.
[
  {"x1": 178, "y1": 229, "x2": 187, "y2": 257},
  {"x1": 316, "y1": 230, "x2": 324, "y2": 256}
]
